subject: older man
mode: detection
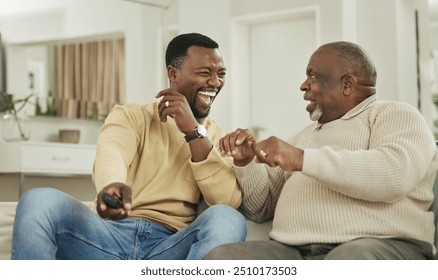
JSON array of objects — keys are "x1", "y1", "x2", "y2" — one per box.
[{"x1": 205, "y1": 41, "x2": 438, "y2": 260}]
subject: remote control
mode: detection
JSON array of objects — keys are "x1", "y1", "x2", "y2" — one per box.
[{"x1": 102, "y1": 192, "x2": 123, "y2": 209}]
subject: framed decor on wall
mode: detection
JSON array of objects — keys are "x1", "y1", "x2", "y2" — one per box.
[
  {"x1": 0, "y1": 32, "x2": 7, "y2": 114},
  {"x1": 27, "y1": 61, "x2": 45, "y2": 98},
  {"x1": 0, "y1": 32, "x2": 4, "y2": 93}
]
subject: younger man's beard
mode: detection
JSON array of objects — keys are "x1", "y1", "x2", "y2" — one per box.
[{"x1": 191, "y1": 102, "x2": 211, "y2": 119}]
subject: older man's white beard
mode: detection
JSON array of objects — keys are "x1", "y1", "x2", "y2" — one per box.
[{"x1": 310, "y1": 104, "x2": 323, "y2": 121}]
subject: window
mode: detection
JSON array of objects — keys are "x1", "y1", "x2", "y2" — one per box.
[{"x1": 54, "y1": 38, "x2": 125, "y2": 120}]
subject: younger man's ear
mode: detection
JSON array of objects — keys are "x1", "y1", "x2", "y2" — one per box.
[{"x1": 167, "y1": 65, "x2": 177, "y2": 82}]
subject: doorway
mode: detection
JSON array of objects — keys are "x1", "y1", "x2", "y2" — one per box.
[{"x1": 231, "y1": 8, "x2": 319, "y2": 141}]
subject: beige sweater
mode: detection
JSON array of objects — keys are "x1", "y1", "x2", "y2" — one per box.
[
  {"x1": 236, "y1": 95, "x2": 438, "y2": 251},
  {"x1": 93, "y1": 103, "x2": 242, "y2": 231}
]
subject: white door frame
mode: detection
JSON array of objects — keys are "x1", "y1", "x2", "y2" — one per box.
[{"x1": 229, "y1": 6, "x2": 321, "y2": 131}]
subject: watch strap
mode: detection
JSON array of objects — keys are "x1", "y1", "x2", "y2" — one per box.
[
  {"x1": 184, "y1": 125, "x2": 206, "y2": 142},
  {"x1": 184, "y1": 129, "x2": 200, "y2": 142}
]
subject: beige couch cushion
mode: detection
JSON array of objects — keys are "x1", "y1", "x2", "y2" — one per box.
[{"x1": 0, "y1": 202, "x2": 17, "y2": 260}]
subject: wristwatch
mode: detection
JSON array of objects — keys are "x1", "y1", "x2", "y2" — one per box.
[{"x1": 184, "y1": 125, "x2": 207, "y2": 142}]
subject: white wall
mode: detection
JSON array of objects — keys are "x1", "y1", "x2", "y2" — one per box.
[
  {"x1": 230, "y1": 0, "x2": 343, "y2": 42},
  {"x1": 177, "y1": 0, "x2": 234, "y2": 131},
  {"x1": 184, "y1": 0, "x2": 344, "y2": 131},
  {"x1": 353, "y1": 0, "x2": 432, "y2": 121},
  {"x1": 171, "y1": 0, "x2": 433, "y2": 131},
  {"x1": 0, "y1": 0, "x2": 435, "y2": 131},
  {"x1": 430, "y1": 0, "x2": 438, "y2": 132},
  {"x1": 0, "y1": 0, "x2": 163, "y2": 105}
]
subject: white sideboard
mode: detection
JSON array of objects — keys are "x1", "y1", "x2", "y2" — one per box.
[{"x1": 0, "y1": 141, "x2": 96, "y2": 197}]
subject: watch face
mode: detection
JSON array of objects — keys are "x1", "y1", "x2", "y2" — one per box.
[{"x1": 197, "y1": 125, "x2": 207, "y2": 137}]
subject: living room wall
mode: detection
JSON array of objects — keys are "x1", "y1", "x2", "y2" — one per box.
[
  {"x1": 0, "y1": 0, "x2": 435, "y2": 132},
  {"x1": 0, "y1": 0, "x2": 163, "y2": 106}
]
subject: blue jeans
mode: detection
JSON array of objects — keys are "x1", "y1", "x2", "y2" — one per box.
[{"x1": 11, "y1": 188, "x2": 247, "y2": 260}]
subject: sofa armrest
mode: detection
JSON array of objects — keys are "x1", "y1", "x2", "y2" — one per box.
[{"x1": 0, "y1": 202, "x2": 17, "y2": 260}]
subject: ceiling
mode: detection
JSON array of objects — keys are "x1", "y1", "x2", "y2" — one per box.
[
  {"x1": 121, "y1": 0, "x2": 174, "y2": 9},
  {"x1": 122, "y1": 0, "x2": 438, "y2": 18}
]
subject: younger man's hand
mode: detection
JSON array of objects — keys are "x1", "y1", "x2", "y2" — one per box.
[
  {"x1": 97, "y1": 183, "x2": 132, "y2": 220},
  {"x1": 219, "y1": 128, "x2": 257, "y2": 167}
]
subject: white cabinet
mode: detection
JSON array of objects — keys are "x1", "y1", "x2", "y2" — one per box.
[
  {"x1": 23, "y1": 142, "x2": 95, "y2": 174},
  {"x1": 0, "y1": 141, "x2": 96, "y2": 197}
]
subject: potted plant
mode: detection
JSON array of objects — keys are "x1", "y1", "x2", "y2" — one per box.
[{"x1": 0, "y1": 91, "x2": 34, "y2": 141}]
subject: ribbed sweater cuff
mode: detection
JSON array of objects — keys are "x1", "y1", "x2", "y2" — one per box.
[
  {"x1": 233, "y1": 161, "x2": 266, "y2": 190},
  {"x1": 301, "y1": 149, "x2": 320, "y2": 177}
]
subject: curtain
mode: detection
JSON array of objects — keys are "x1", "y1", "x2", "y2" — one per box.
[{"x1": 54, "y1": 38, "x2": 125, "y2": 120}]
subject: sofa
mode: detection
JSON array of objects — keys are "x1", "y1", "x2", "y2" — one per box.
[{"x1": 1, "y1": 176, "x2": 437, "y2": 260}]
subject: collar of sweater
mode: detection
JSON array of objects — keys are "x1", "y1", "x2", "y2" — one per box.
[{"x1": 315, "y1": 94, "x2": 378, "y2": 130}]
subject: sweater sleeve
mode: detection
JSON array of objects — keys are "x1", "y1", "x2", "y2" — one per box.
[
  {"x1": 189, "y1": 121, "x2": 243, "y2": 209},
  {"x1": 92, "y1": 105, "x2": 140, "y2": 193},
  {"x1": 234, "y1": 161, "x2": 289, "y2": 222},
  {"x1": 190, "y1": 148, "x2": 242, "y2": 208},
  {"x1": 302, "y1": 102, "x2": 437, "y2": 203}
]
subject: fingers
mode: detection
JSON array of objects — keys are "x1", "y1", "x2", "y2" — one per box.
[
  {"x1": 219, "y1": 129, "x2": 258, "y2": 167},
  {"x1": 219, "y1": 129, "x2": 254, "y2": 155},
  {"x1": 157, "y1": 94, "x2": 177, "y2": 122},
  {"x1": 252, "y1": 137, "x2": 304, "y2": 172},
  {"x1": 156, "y1": 89, "x2": 198, "y2": 134},
  {"x1": 254, "y1": 145, "x2": 270, "y2": 165},
  {"x1": 253, "y1": 136, "x2": 281, "y2": 166},
  {"x1": 156, "y1": 89, "x2": 179, "y2": 121},
  {"x1": 120, "y1": 185, "x2": 132, "y2": 212},
  {"x1": 219, "y1": 134, "x2": 233, "y2": 155},
  {"x1": 100, "y1": 206, "x2": 127, "y2": 220},
  {"x1": 97, "y1": 183, "x2": 132, "y2": 220}
]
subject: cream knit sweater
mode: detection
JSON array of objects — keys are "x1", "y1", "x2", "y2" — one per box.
[{"x1": 236, "y1": 95, "x2": 438, "y2": 251}]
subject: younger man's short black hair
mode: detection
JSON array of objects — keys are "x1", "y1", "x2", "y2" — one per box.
[{"x1": 165, "y1": 33, "x2": 219, "y2": 68}]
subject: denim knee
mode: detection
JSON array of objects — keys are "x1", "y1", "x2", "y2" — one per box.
[
  {"x1": 201, "y1": 204, "x2": 247, "y2": 240},
  {"x1": 16, "y1": 188, "x2": 74, "y2": 220},
  {"x1": 20, "y1": 187, "x2": 67, "y2": 205}
]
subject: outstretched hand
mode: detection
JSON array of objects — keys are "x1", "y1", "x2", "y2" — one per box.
[
  {"x1": 219, "y1": 129, "x2": 257, "y2": 166},
  {"x1": 220, "y1": 129, "x2": 304, "y2": 172},
  {"x1": 252, "y1": 136, "x2": 304, "y2": 172},
  {"x1": 97, "y1": 182, "x2": 132, "y2": 220}
]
